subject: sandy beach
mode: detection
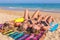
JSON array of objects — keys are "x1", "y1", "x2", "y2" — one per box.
[{"x1": 0, "y1": 9, "x2": 60, "y2": 40}]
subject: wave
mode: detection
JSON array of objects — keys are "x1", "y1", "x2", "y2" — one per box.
[{"x1": 0, "y1": 6, "x2": 60, "y2": 13}]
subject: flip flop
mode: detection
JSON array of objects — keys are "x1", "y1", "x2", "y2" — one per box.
[
  {"x1": 49, "y1": 22, "x2": 59, "y2": 32},
  {"x1": 17, "y1": 34, "x2": 30, "y2": 40},
  {"x1": 13, "y1": 32, "x2": 24, "y2": 40}
]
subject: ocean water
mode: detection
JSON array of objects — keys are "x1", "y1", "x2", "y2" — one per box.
[{"x1": 0, "y1": 3, "x2": 60, "y2": 12}]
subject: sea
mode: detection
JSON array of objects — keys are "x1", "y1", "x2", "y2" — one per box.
[{"x1": 0, "y1": 3, "x2": 60, "y2": 12}]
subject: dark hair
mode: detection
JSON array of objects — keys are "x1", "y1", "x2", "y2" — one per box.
[
  {"x1": 41, "y1": 21, "x2": 48, "y2": 26},
  {"x1": 26, "y1": 27, "x2": 33, "y2": 33},
  {"x1": 34, "y1": 18, "x2": 38, "y2": 21},
  {"x1": 3, "y1": 23, "x2": 9, "y2": 26},
  {"x1": 28, "y1": 20, "x2": 33, "y2": 24}
]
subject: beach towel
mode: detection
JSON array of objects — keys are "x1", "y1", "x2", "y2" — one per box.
[
  {"x1": 13, "y1": 32, "x2": 24, "y2": 40},
  {"x1": 6, "y1": 32, "x2": 15, "y2": 35},
  {"x1": 3, "y1": 30, "x2": 13, "y2": 35},
  {"x1": 17, "y1": 34, "x2": 30, "y2": 40},
  {"x1": 49, "y1": 22, "x2": 59, "y2": 32},
  {"x1": 25, "y1": 34, "x2": 34, "y2": 40},
  {"x1": 9, "y1": 32, "x2": 19, "y2": 38}
]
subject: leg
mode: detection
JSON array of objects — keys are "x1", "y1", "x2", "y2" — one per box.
[
  {"x1": 47, "y1": 16, "x2": 55, "y2": 24},
  {"x1": 24, "y1": 9, "x2": 30, "y2": 20},
  {"x1": 40, "y1": 16, "x2": 50, "y2": 26},
  {"x1": 32, "y1": 10, "x2": 40, "y2": 19},
  {"x1": 37, "y1": 15, "x2": 44, "y2": 22},
  {"x1": 42, "y1": 15, "x2": 50, "y2": 21}
]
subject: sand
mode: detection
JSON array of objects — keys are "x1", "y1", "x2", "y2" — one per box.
[{"x1": 0, "y1": 9, "x2": 60, "y2": 40}]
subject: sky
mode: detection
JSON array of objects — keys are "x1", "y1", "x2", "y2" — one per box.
[{"x1": 0, "y1": 0, "x2": 60, "y2": 3}]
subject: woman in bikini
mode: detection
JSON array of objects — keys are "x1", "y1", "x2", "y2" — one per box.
[{"x1": 21, "y1": 10, "x2": 41, "y2": 33}]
